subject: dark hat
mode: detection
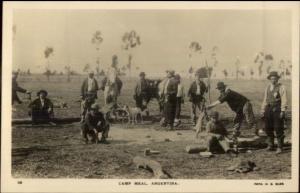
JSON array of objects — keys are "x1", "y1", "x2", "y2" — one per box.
[
  {"x1": 208, "y1": 111, "x2": 219, "y2": 118},
  {"x1": 267, "y1": 71, "x2": 280, "y2": 80},
  {"x1": 216, "y1": 82, "x2": 226, "y2": 90},
  {"x1": 139, "y1": 72, "x2": 146, "y2": 77},
  {"x1": 166, "y1": 70, "x2": 175, "y2": 75},
  {"x1": 37, "y1": 89, "x2": 48, "y2": 96}
]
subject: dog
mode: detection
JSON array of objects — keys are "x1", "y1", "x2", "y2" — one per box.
[{"x1": 122, "y1": 105, "x2": 147, "y2": 124}]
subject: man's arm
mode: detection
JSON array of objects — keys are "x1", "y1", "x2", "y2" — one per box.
[
  {"x1": 81, "y1": 79, "x2": 86, "y2": 98},
  {"x1": 206, "y1": 100, "x2": 221, "y2": 109},
  {"x1": 260, "y1": 86, "x2": 268, "y2": 114},
  {"x1": 279, "y1": 85, "x2": 288, "y2": 112}
]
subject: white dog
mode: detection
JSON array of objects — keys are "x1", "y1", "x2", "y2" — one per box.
[{"x1": 123, "y1": 105, "x2": 146, "y2": 124}]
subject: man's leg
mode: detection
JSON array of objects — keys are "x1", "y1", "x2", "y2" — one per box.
[
  {"x1": 191, "y1": 102, "x2": 197, "y2": 125},
  {"x1": 80, "y1": 100, "x2": 87, "y2": 123},
  {"x1": 233, "y1": 112, "x2": 243, "y2": 137},
  {"x1": 264, "y1": 106, "x2": 275, "y2": 150},
  {"x1": 174, "y1": 97, "x2": 181, "y2": 126},
  {"x1": 243, "y1": 102, "x2": 259, "y2": 135},
  {"x1": 219, "y1": 138, "x2": 231, "y2": 153},
  {"x1": 273, "y1": 109, "x2": 284, "y2": 153},
  {"x1": 81, "y1": 123, "x2": 88, "y2": 144},
  {"x1": 100, "y1": 124, "x2": 110, "y2": 144}
]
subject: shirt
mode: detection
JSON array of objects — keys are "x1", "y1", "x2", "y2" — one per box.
[
  {"x1": 261, "y1": 83, "x2": 287, "y2": 112},
  {"x1": 218, "y1": 88, "x2": 249, "y2": 113},
  {"x1": 106, "y1": 67, "x2": 117, "y2": 85},
  {"x1": 87, "y1": 78, "x2": 94, "y2": 92},
  {"x1": 177, "y1": 83, "x2": 185, "y2": 97}
]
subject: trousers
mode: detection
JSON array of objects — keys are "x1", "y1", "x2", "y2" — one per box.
[
  {"x1": 264, "y1": 104, "x2": 284, "y2": 148},
  {"x1": 233, "y1": 101, "x2": 256, "y2": 132}
]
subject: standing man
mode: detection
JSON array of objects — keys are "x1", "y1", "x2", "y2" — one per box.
[
  {"x1": 103, "y1": 55, "x2": 122, "y2": 106},
  {"x1": 174, "y1": 74, "x2": 185, "y2": 127},
  {"x1": 80, "y1": 70, "x2": 99, "y2": 122},
  {"x1": 261, "y1": 71, "x2": 287, "y2": 154},
  {"x1": 207, "y1": 82, "x2": 260, "y2": 137},
  {"x1": 134, "y1": 72, "x2": 149, "y2": 111},
  {"x1": 187, "y1": 70, "x2": 207, "y2": 126},
  {"x1": 160, "y1": 70, "x2": 178, "y2": 130},
  {"x1": 12, "y1": 72, "x2": 31, "y2": 105}
]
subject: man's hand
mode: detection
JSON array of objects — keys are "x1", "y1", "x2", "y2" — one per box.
[
  {"x1": 280, "y1": 111, "x2": 285, "y2": 119},
  {"x1": 260, "y1": 111, "x2": 265, "y2": 118},
  {"x1": 206, "y1": 105, "x2": 213, "y2": 110}
]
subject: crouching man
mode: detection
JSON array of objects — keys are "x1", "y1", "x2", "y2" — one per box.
[
  {"x1": 81, "y1": 103, "x2": 110, "y2": 144},
  {"x1": 205, "y1": 111, "x2": 233, "y2": 153},
  {"x1": 28, "y1": 90, "x2": 54, "y2": 124}
]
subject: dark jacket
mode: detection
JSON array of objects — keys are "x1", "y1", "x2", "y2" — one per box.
[
  {"x1": 188, "y1": 80, "x2": 207, "y2": 102},
  {"x1": 134, "y1": 79, "x2": 149, "y2": 97},
  {"x1": 166, "y1": 77, "x2": 178, "y2": 101},
  {"x1": 81, "y1": 78, "x2": 99, "y2": 99},
  {"x1": 100, "y1": 76, "x2": 123, "y2": 94},
  {"x1": 12, "y1": 78, "x2": 27, "y2": 104},
  {"x1": 29, "y1": 98, "x2": 54, "y2": 112}
]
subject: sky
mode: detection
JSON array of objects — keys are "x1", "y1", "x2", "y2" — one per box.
[{"x1": 12, "y1": 9, "x2": 292, "y2": 76}]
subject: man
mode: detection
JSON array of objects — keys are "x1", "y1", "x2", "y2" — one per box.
[
  {"x1": 80, "y1": 70, "x2": 99, "y2": 122},
  {"x1": 12, "y1": 72, "x2": 31, "y2": 105},
  {"x1": 81, "y1": 103, "x2": 110, "y2": 144},
  {"x1": 188, "y1": 70, "x2": 207, "y2": 126},
  {"x1": 174, "y1": 74, "x2": 185, "y2": 127},
  {"x1": 261, "y1": 71, "x2": 287, "y2": 154},
  {"x1": 102, "y1": 55, "x2": 122, "y2": 106},
  {"x1": 207, "y1": 82, "x2": 259, "y2": 137},
  {"x1": 160, "y1": 70, "x2": 178, "y2": 130},
  {"x1": 134, "y1": 72, "x2": 149, "y2": 111},
  {"x1": 28, "y1": 90, "x2": 54, "y2": 124},
  {"x1": 205, "y1": 111, "x2": 232, "y2": 153}
]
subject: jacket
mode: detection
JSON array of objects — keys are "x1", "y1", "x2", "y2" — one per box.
[{"x1": 81, "y1": 78, "x2": 99, "y2": 98}]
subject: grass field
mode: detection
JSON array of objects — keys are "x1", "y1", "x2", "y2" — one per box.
[{"x1": 12, "y1": 75, "x2": 292, "y2": 179}]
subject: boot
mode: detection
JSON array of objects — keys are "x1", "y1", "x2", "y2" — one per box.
[
  {"x1": 266, "y1": 136, "x2": 275, "y2": 151},
  {"x1": 276, "y1": 136, "x2": 284, "y2": 154}
]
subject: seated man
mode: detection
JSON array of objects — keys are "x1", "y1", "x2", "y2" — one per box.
[
  {"x1": 205, "y1": 111, "x2": 232, "y2": 153},
  {"x1": 28, "y1": 90, "x2": 54, "y2": 124},
  {"x1": 81, "y1": 104, "x2": 110, "y2": 144}
]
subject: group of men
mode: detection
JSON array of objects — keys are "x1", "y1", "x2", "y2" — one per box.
[
  {"x1": 133, "y1": 69, "x2": 287, "y2": 154},
  {"x1": 12, "y1": 62, "x2": 288, "y2": 153}
]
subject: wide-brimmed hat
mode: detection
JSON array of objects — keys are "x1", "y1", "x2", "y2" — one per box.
[
  {"x1": 216, "y1": 82, "x2": 227, "y2": 90},
  {"x1": 90, "y1": 103, "x2": 100, "y2": 110},
  {"x1": 139, "y1": 72, "x2": 146, "y2": 77},
  {"x1": 166, "y1": 70, "x2": 175, "y2": 76},
  {"x1": 267, "y1": 71, "x2": 280, "y2": 80},
  {"x1": 37, "y1": 89, "x2": 48, "y2": 96}
]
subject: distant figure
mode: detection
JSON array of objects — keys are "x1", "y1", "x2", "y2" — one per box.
[
  {"x1": 81, "y1": 104, "x2": 110, "y2": 144},
  {"x1": 80, "y1": 71, "x2": 99, "y2": 122},
  {"x1": 205, "y1": 111, "x2": 232, "y2": 153},
  {"x1": 28, "y1": 90, "x2": 54, "y2": 124},
  {"x1": 159, "y1": 70, "x2": 178, "y2": 130},
  {"x1": 207, "y1": 82, "x2": 260, "y2": 137},
  {"x1": 187, "y1": 70, "x2": 207, "y2": 126},
  {"x1": 174, "y1": 74, "x2": 185, "y2": 127},
  {"x1": 12, "y1": 72, "x2": 31, "y2": 105},
  {"x1": 261, "y1": 71, "x2": 287, "y2": 154},
  {"x1": 102, "y1": 55, "x2": 122, "y2": 106},
  {"x1": 134, "y1": 72, "x2": 149, "y2": 111}
]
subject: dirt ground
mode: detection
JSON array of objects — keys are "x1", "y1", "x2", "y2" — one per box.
[{"x1": 11, "y1": 75, "x2": 292, "y2": 179}]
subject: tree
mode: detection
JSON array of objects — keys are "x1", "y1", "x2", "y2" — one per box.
[
  {"x1": 65, "y1": 66, "x2": 71, "y2": 82},
  {"x1": 222, "y1": 69, "x2": 228, "y2": 79},
  {"x1": 122, "y1": 30, "x2": 141, "y2": 77},
  {"x1": 91, "y1": 30, "x2": 103, "y2": 77},
  {"x1": 44, "y1": 47, "x2": 54, "y2": 81},
  {"x1": 235, "y1": 57, "x2": 240, "y2": 80}
]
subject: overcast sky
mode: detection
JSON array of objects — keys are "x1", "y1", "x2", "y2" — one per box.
[{"x1": 13, "y1": 9, "x2": 291, "y2": 76}]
